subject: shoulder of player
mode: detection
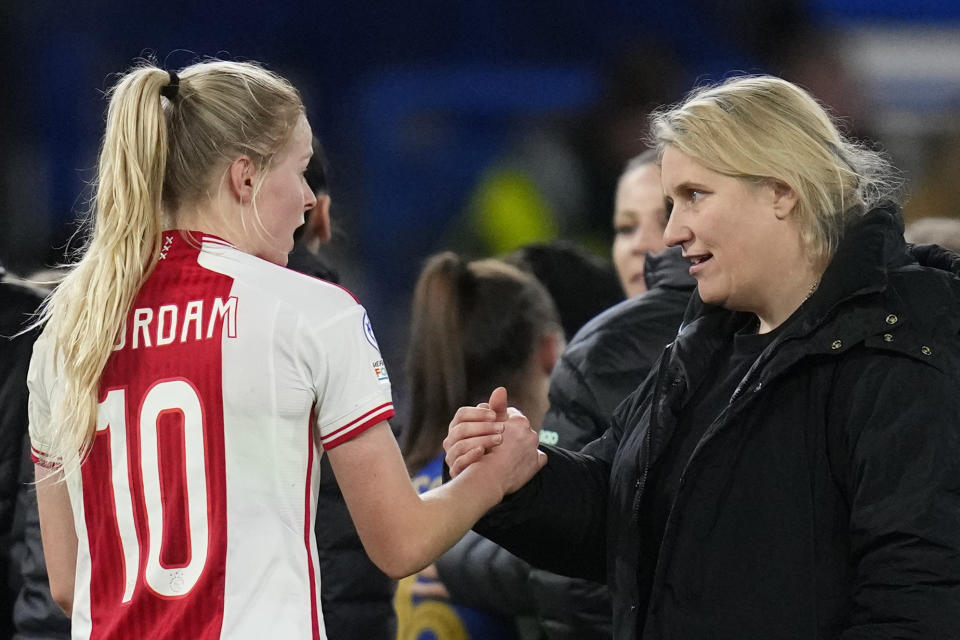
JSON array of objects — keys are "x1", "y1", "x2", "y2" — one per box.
[
  {"x1": 207, "y1": 243, "x2": 363, "y2": 313},
  {"x1": 265, "y1": 266, "x2": 362, "y2": 321}
]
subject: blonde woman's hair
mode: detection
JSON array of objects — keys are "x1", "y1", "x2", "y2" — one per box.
[
  {"x1": 35, "y1": 59, "x2": 303, "y2": 473},
  {"x1": 650, "y1": 75, "x2": 902, "y2": 262}
]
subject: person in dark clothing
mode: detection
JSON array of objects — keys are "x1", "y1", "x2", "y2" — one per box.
[
  {"x1": 529, "y1": 254, "x2": 694, "y2": 640},
  {"x1": 518, "y1": 153, "x2": 694, "y2": 640},
  {"x1": 289, "y1": 142, "x2": 397, "y2": 640},
  {"x1": 0, "y1": 263, "x2": 68, "y2": 639},
  {"x1": 543, "y1": 151, "x2": 694, "y2": 453},
  {"x1": 445, "y1": 75, "x2": 960, "y2": 639},
  {"x1": 13, "y1": 433, "x2": 71, "y2": 640}
]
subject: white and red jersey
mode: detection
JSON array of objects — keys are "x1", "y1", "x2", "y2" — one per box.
[{"x1": 28, "y1": 231, "x2": 394, "y2": 640}]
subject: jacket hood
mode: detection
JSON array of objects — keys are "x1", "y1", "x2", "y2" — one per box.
[{"x1": 644, "y1": 246, "x2": 696, "y2": 291}]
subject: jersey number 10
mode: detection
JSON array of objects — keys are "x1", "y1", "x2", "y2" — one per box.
[{"x1": 97, "y1": 380, "x2": 209, "y2": 601}]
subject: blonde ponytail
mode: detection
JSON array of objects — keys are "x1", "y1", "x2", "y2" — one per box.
[
  {"x1": 35, "y1": 64, "x2": 170, "y2": 474},
  {"x1": 35, "y1": 58, "x2": 304, "y2": 475}
]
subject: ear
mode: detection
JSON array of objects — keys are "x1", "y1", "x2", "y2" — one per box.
[
  {"x1": 770, "y1": 180, "x2": 799, "y2": 220},
  {"x1": 227, "y1": 156, "x2": 257, "y2": 203},
  {"x1": 537, "y1": 330, "x2": 565, "y2": 375}
]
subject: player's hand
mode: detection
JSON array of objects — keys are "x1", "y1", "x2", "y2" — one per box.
[
  {"x1": 444, "y1": 387, "x2": 509, "y2": 478},
  {"x1": 445, "y1": 387, "x2": 546, "y2": 496}
]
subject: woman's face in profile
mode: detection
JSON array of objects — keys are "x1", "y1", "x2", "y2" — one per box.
[{"x1": 659, "y1": 145, "x2": 804, "y2": 316}]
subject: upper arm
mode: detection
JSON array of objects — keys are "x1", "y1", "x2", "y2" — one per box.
[
  {"x1": 834, "y1": 354, "x2": 960, "y2": 636},
  {"x1": 325, "y1": 421, "x2": 421, "y2": 566},
  {"x1": 34, "y1": 465, "x2": 77, "y2": 616}
]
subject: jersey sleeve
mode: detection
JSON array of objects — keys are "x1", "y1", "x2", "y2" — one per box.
[
  {"x1": 309, "y1": 305, "x2": 394, "y2": 450},
  {"x1": 26, "y1": 330, "x2": 59, "y2": 468}
]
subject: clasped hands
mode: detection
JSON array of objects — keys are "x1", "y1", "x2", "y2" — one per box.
[{"x1": 443, "y1": 386, "x2": 547, "y2": 498}]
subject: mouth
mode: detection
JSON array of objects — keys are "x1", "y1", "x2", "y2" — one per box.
[{"x1": 684, "y1": 252, "x2": 713, "y2": 274}]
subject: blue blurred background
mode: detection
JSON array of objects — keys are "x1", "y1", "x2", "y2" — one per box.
[{"x1": 3, "y1": 0, "x2": 960, "y2": 371}]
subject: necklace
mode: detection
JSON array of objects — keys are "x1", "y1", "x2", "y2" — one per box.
[{"x1": 804, "y1": 280, "x2": 820, "y2": 302}]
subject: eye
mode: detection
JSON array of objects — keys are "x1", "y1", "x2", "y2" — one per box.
[
  {"x1": 688, "y1": 189, "x2": 706, "y2": 203},
  {"x1": 664, "y1": 197, "x2": 674, "y2": 218},
  {"x1": 614, "y1": 223, "x2": 637, "y2": 236}
]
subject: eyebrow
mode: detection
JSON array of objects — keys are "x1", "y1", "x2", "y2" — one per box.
[{"x1": 667, "y1": 180, "x2": 708, "y2": 195}]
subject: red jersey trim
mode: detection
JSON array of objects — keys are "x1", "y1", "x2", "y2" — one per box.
[
  {"x1": 322, "y1": 405, "x2": 394, "y2": 450},
  {"x1": 303, "y1": 412, "x2": 321, "y2": 640},
  {"x1": 30, "y1": 446, "x2": 60, "y2": 469}
]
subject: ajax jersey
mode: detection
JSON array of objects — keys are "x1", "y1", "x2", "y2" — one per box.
[{"x1": 28, "y1": 231, "x2": 394, "y2": 639}]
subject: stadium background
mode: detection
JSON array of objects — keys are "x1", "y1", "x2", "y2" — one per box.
[{"x1": 2, "y1": 0, "x2": 958, "y2": 381}]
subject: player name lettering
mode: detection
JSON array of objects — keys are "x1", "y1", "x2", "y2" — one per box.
[{"x1": 114, "y1": 296, "x2": 238, "y2": 351}]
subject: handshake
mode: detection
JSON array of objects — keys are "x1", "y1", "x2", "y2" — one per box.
[{"x1": 443, "y1": 386, "x2": 548, "y2": 498}]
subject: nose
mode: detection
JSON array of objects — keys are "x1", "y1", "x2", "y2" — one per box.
[
  {"x1": 304, "y1": 183, "x2": 318, "y2": 211},
  {"x1": 662, "y1": 209, "x2": 689, "y2": 249}
]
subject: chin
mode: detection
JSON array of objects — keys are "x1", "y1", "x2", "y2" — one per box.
[{"x1": 696, "y1": 284, "x2": 726, "y2": 307}]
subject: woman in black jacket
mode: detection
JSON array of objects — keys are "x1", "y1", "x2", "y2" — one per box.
[{"x1": 444, "y1": 75, "x2": 960, "y2": 639}]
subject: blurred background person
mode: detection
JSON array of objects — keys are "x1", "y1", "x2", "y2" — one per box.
[
  {"x1": 503, "y1": 241, "x2": 623, "y2": 344},
  {"x1": 519, "y1": 151, "x2": 695, "y2": 639},
  {"x1": 545, "y1": 150, "x2": 694, "y2": 452},
  {"x1": 0, "y1": 263, "x2": 57, "y2": 638},
  {"x1": 287, "y1": 141, "x2": 399, "y2": 640},
  {"x1": 611, "y1": 149, "x2": 670, "y2": 298},
  {"x1": 396, "y1": 251, "x2": 564, "y2": 640}
]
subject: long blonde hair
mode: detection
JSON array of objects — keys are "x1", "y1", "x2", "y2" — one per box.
[
  {"x1": 650, "y1": 75, "x2": 902, "y2": 263},
  {"x1": 35, "y1": 59, "x2": 303, "y2": 473}
]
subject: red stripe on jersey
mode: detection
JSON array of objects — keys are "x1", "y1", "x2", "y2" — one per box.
[
  {"x1": 83, "y1": 231, "x2": 230, "y2": 638},
  {"x1": 322, "y1": 406, "x2": 395, "y2": 450},
  {"x1": 320, "y1": 402, "x2": 394, "y2": 445},
  {"x1": 30, "y1": 447, "x2": 59, "y2": 469},
  {"x1": 304, "y1": 412, "x2": 321, "y2": 640}
]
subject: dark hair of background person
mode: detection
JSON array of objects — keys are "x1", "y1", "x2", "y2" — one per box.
[
  {"x1": 292, "y1": 137, "x2": 330, "y2": 245},
  {"x1": 504, "y1": 241, "x2": 623, "y2": 340},
  {"x1": 401, "y1": 252, "x2": 560, "y2": 474}
]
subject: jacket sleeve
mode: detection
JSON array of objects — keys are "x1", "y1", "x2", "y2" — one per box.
[
  {"x1": 832, "y1": 350, "x2": 960, "y2": 638},
  {"x1": 433, "y1": 531, "x2": 535, "y2": 617},
  {"x1": 473, "y1": 429, "x2": 618, "y2": 584}
]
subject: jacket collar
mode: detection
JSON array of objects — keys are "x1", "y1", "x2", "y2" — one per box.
[
  {"x1": 644, "y1": 246, "x2": 696, "y2": 291},
  {"x1": 797, "y1": 204, "x2": 906, "y2": 333}
]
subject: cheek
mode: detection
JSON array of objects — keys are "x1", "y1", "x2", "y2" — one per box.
[{"x1": 612, "y1": 237, "x2": 630, "y2": 268}]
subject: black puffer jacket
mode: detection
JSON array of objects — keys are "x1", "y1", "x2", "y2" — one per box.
[
  {"x1": 541, "y1": 247, "x2": 695, "y2": 455},
  {"x1": 531, "y1": 247, "x2": 693, "y2": 639},
  {"x1": 0, "y1": 265, "x2": 48, "y2": 638},
  {"x1": 476, "y1": 207, "x2": 960, "y2": 639}
]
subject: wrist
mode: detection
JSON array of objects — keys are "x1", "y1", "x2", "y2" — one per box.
[{"x1": 457, "y1": 462, "x2": 505, "y2": 508}]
